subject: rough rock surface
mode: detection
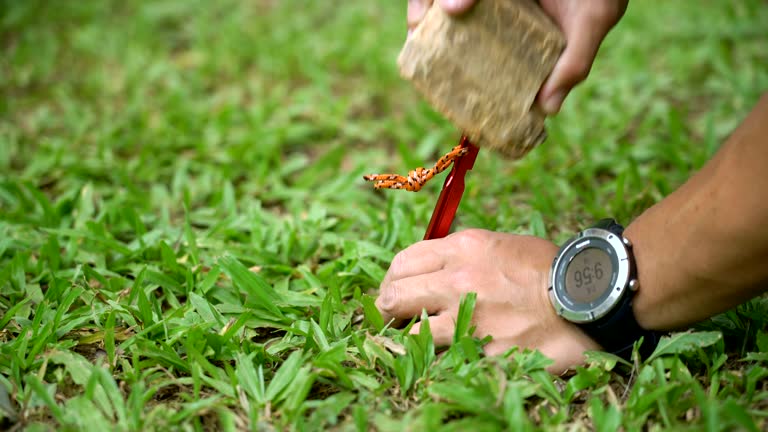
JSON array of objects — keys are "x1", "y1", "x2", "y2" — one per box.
[{"x1": 398, "y1": 0, "x2": 565, "y2": 159}]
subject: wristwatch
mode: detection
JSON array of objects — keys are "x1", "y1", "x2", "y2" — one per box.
[{"x1": 549, "y1": 219, "x2": 661, "y2": 360}]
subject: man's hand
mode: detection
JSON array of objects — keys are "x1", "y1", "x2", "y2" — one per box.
[
  {"x1": 375, "y1": 229, "x2": 599, "y2": 373},
  {"x1": 536, "y1": 0, "x2": 627, "y2": 114},
  {"x1": 406, "y1": 0, "x2": 628, "y2": 114}
]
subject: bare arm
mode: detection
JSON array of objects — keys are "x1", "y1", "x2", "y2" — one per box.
[{"x1": 627, "y1": 93, "x2": 768, "y2": 330}]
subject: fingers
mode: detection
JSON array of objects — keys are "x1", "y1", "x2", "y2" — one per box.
[
  {"x1": 407, "y1": 0, "x2": 432, "y2": 32},
  {"x1": 381, "y1": 238, "x2": 447, "y2": 286},
  {"x1": 537, "y1": 0, "x2": 629, "y2": 115},
  {"x1": 377, "y1": 272, "x2": 449, "y2": 323},
  {"x1": 537, "y1": 25, "x2": 604, "y2": 114},
  {"x1": 409, "y1": 313, "x2": 456, "y2": 346},
  {"x1": 377, "y1": 238, "x2": 452, "y2": 325}
]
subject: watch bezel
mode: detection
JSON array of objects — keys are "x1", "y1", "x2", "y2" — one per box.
[{"x1": 549, "y1": 227, "x2": 631, "y2": 323}]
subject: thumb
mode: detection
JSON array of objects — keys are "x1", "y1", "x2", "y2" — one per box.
[
  {"x1": 407, "y1": 0, "x2": 433, "y2": 32},
  {"x1": 537, "y1": 26, "x2": 605, "y2": 115}
]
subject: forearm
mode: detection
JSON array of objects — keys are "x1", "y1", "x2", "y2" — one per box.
[{"x1": 626, "y1": 93, "x2": 768, "y2": 330}]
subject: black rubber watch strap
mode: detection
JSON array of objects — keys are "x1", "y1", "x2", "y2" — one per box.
[
  {"x1": 592, "y1": 218, "x2": 624, "y2": 234},
  {"x1": 582, "y1": 289, "x2": 661, "y2": 359}
]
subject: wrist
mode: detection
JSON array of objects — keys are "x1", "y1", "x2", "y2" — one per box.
[
  {"x1": 624, "y1": 201, "x2": 711, "y2": 331},
  {"x1": 623, "y1": 218, "x2": 663, "y2": 331}
]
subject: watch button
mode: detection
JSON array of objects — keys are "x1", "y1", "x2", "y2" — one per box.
[
  {"x1": 629, "y1": 279, "x2": 640, "y2": 292},
  {"x1": 622, "y1": 236, "x2": 633, "y2": 248}
]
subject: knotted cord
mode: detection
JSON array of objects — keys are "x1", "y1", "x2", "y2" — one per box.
[{"x1": 363, "y1": 144, "x2": 468, "y2": 192}]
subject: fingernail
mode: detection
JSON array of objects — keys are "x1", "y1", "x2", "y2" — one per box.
[
  {"x1": 408, "y1": 0, "x2": 427, "y2": 19},
  {"x1": 407, "y1": 28, "x2": 413, "y2": 38},
  {"x1": 542, "y1": 90, "x2": 566, "y2": 115},
  {"x1": 441, "y1": 0, "x2": 471, "y2": 13},
  {"x1": 377, "y1": 291, "x2": 395, "y2": 313}
]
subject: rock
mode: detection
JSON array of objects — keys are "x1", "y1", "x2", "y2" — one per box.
[{"x1": 398, "y1": 0, "x2": 565, "y2": 159}]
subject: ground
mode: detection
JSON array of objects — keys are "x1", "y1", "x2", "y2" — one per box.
[{"x1": 1, "y1": 0, "x2": 768, "y2": 430}]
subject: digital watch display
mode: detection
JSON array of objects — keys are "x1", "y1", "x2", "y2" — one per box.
[
  {"x1": 564, "y1": 247, "x2": 612, "y2": 303},
  {"x1": 549, "y1": 223, "x2": 632, "y2": 323}
]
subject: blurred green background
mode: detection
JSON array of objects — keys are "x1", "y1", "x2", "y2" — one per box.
[{"x1": 2, "y1": 1, "x2": 767, "y2": 240}]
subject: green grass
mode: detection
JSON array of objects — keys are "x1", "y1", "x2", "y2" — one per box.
[{"x1": 2, "y1": 0, "x2": 768, "y2": 430}]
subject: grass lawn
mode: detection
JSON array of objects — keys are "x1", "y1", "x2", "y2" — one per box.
[{"x1": 2, "y1": 0, "x2": 768, "y2": 430}]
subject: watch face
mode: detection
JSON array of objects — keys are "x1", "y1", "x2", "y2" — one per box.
[
  {"x1": 564, "y1": 248, "x2": 612, "y2": 303},
  {"x1": 550, "y1": 227, "x2": 632, "y2": 323}
]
